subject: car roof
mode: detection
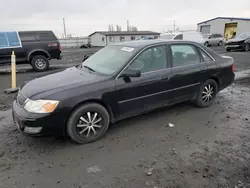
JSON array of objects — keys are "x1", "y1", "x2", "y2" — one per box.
[{"x1": 111, "y1": 39, "x2": 200, "y2": 48}]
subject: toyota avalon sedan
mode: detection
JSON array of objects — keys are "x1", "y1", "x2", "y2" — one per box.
[{"x1": 13, "y1": 40, "x2": 235, "y2": 144}]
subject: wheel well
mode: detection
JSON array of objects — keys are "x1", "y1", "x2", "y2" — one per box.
[
  {"x1": 68, "y1": 99, "x2": 114, "y2": 123},
  {"x1": 209, "y1": 76, "x2": 220, "y2": 90},
  {"x1": 29, "y1": 51, "x2": 50, "y2": 62}
]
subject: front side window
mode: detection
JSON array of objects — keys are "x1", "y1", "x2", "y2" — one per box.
[
  {"x1": 82, "y1": 45, "x2": 137, "y2": 75},
  {"x1": 171, "y1": 45, "x2": 200, "y2": 67},
  {"x1": 127, "y1": 46, "x2": 167, "y2": 73}
]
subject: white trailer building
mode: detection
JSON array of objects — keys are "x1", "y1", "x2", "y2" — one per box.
[
  {"x1": 197, "y1": 17, "x2": 250, "y2": 40},
  {"x1": 89, "y1": 31, "x2": 160, "y2": 47}
]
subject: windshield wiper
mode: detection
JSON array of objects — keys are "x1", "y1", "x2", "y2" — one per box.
[{"x1": 83, "y1": 65, "x2": 96, "y2": 72}]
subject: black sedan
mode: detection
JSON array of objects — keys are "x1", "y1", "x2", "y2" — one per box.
[
  {"x1": 225, "y1": 32, "x2": 250, "y2": 52},
  {"x1": 13, "y1": 40, "x2": 235, "y2": 144}
]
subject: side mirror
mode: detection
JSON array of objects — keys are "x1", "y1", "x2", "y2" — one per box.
[
  {"x1": 120, "y1": 69, "x2": 141, "y2": 78},
  {"x1": 83, "y1": 55, "x2": 89, "y2": 62}
]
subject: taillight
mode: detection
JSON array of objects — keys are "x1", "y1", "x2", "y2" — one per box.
[
  {"x1": 232, "y1": 64, "x2": 235, "y2": 72},
  {"x1": 59, "y1": 43, "x2": 62, "y2": 51}
]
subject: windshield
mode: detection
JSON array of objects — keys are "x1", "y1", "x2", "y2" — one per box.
[
  {"x1": 160, "y1": 34, "x2": 175, "y2": 40},
  {"x1": 236, "y1": 33, "x2": 250, "y2": 40},
  {"x1": 82, "y1": 45, "x2": 137, "y2": 75}
]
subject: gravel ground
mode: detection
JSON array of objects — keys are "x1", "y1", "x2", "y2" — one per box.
[{"x1": 0, "y1": 78, "x2": 250, "y2": 188}]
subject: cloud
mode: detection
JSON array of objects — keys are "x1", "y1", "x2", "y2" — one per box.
[{"x1": 0, "y1": 0, "x2": 250, "y2": 36}]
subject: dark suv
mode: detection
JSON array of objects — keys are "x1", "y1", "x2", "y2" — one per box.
[{"x1": 0, "y1": 31, "x2": 62, "y2": 71}]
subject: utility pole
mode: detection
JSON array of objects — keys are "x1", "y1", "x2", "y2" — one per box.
[
  {"x1": 63, "y1": 18, "x2": 67, "y2": 38},
  {"x1": 127, "y1": 20, "x2": 129, "y2": 31},
  {"x1": 173, "y1": 20, "x2": 176, "y2": 32}
]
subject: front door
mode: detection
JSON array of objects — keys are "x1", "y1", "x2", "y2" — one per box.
[
  {"x1": 168, "y1": 43, "x2": 208, "y2": 104},
  {"x1": 115, "y1": 45, "x2": 173, "y2": 119}
]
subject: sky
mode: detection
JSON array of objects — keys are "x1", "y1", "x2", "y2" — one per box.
[{"x1": 0, "y1": 0, "x2": 250, "y2": 37}]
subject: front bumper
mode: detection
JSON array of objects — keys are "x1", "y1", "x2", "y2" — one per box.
[{"x1": 12, "y1": 100, "x2": 66, "y2": 136}]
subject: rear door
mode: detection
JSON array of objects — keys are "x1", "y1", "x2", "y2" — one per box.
[
  {"x1": 115, "y1": 45, "x2": 173, "y2": 118},
  {"x1": 168, "y1": 43, "x2": 208, "y2": 103},
  {"x1": 16, "y1": 32, "x2": 37, "y2": 62},
  {"x1": 37, "y1": 32, "x2": 60, "y2": 58}
]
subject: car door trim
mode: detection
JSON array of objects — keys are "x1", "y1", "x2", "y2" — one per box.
[{"x1": 118, "y1": 82, "x2": 200, "y2": 104}]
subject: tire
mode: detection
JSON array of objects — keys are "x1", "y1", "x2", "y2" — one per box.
[
  {"x1": 31, "y1": 55, "x2": 49, "y2": 72},
  {"x1": 226, "y1": 48, "x2": 231, "y2": 52},
  {"x1": 244, "y1": 43, "x2": 250, "y2": 52},
  {"x1": 67, "y1": 103, "x2": 110, "y2": 144},
  {"x1": 218, "y1": 41, "x2": 223, "y2": 46},
  {"x1": 204, "y1": 42, "x2": 209, "y2": 47},
  {"x1": 195, "y1": 79, "x2": 218, "y2": 108}
]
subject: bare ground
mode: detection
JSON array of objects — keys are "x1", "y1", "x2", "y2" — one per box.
[{"x1": 0, "y1": 78, "x2": 249, "y2": 188}]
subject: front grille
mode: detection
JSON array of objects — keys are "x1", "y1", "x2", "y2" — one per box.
[
  {"x1": 228, "y1": 42, "x2": 240, "y2": 45},
  {"x1": 17, "y1": 93, "x2": 27, "y2": 107}
]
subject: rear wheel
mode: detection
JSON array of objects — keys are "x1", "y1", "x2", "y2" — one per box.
[
  {"x1": 67, "y1": 103, "x2": 110, "y2": 144},
  {"x1": 195, "y1": 79, "x2": 218, "y2": 108},
  {"x1": 31, "y1": 55, "x2": 49, "y2": 72},
  {"x1": 218, "y1": 41, "x2": 223, "y2": 46},
  {"x1": 244, "y1": 43, "x2": 250, "y2": 52}
]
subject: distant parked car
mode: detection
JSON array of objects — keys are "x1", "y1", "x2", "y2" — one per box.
[
  {"x1": 225, "y1": 32, "x2": 250, "y2": 52},
  {"x1": 80, "y1": 44, "x2": 92, "y2": 48},
  {"x1": 160, "y1": 31, "x2": 204, "y2": 44},
  {"x1": 203, "y1": 34, "x2": 224, "y2": 47},
  {"x1": 0, "y1": 31, "x2": 62, "y2": 72},
  {"x1": 13, "y1": 40, "x2": 235, "y2": 144}
]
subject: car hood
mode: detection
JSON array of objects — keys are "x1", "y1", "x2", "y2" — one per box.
[
  {"x1": 227, "y1": 38, "x2": 245, "y2": 43},
  {"x1": 21, "y1": 67, "x2": 109, "y2": 99}
]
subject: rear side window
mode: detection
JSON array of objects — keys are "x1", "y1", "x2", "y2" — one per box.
[
  {"x1": 38, "y1": 32, "x2": 57, "y2": 41},
  {"x1": 171, "y1": 44, "x2": 200, "y2": 67},
  {"x1": 174, "y1": 34, "x2": 183, "y2": 40},
  {"x1": 199, "y1": 49, "x2": 213, "y2": 62},
  {"x1": 19, "y1": 33, "x2": 36, "y2": 42}
]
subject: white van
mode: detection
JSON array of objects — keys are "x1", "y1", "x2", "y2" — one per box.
[{"x1": 160, "y1": 31, "x2": 204, "y2": 44}]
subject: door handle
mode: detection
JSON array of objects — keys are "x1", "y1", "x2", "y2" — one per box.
[
  {"x1": 200, "y1": 69, "x2": 206, "y2": 73},
  {"x1": 161, "y1": 76, "x2": 172, "y2": 81}
]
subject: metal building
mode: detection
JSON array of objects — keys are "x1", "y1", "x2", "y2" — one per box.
[
  {"x1": 89, "y1": 31, "x2": 160, "y2": 47},
  {"x1": 197, "y1": 17, "x2": 250, "y2": 40}
]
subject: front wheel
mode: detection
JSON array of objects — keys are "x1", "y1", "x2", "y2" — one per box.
[
  {"x1": 67, "y1": 103, "x2": 110, "y2": 144},
  {"x1": 195, "y1": 79, "x2": 218, "y2": 108},
  {"x1": 226, "y1": 48, "x2": 231, "y2": 52},
  {"x1": 204, "y1": 42, "x2": 209, "y2": 47},
  {"x1": 244, "y1": 43, "x2": 250, "y2": 52}
]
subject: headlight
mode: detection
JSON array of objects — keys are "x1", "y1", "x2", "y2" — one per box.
[{"x1": 24, "y1": 99, "x2": 59, "y2": 113}]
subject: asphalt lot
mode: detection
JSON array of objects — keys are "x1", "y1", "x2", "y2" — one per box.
[{"x1": 0, "y1": 46, "x2": 250, "y2": 187}]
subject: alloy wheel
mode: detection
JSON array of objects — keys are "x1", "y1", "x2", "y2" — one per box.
[
  {"x1": 76, "y1": 112, "x2": 103, "y2": 137},
  {"x1": 35, "y1": 59, "x2": 46, "y2": 69},
  {"x1": 202, "y1": 84, "x2": 214, "y2": 103}
]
